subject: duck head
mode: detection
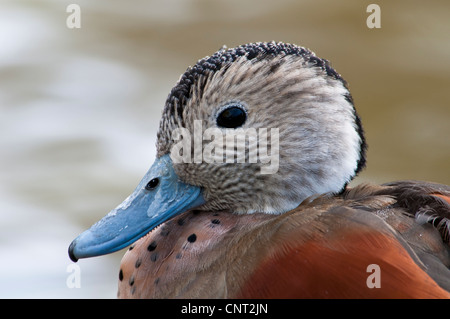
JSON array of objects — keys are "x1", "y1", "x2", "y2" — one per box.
[{"x1": 69, "y1": 42, "x2": 366, "y2": 262}]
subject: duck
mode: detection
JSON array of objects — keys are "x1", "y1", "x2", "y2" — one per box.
[{"x1": 68, "y1": 42, "x2": 450, "y2": 298}]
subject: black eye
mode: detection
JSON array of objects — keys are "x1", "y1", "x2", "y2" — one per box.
[
  {"x1": 145, "y1": 178, "x2": 159, "y2": 190},
  {"x1": 216, "y1": 105, "x2": 247, "y2": 128}
]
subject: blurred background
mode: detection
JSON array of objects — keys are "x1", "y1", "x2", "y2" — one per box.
[{"x1": 0, "y1": 0, "x2": 448, "y2": 298}]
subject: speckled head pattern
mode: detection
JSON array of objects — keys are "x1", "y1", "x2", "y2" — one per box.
[{"x1": 155, "y1": 42, "x2": 366, "y2": 214}]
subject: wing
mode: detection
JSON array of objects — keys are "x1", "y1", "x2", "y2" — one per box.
[{"x1": 236, "y1": 181, "x2": 450, "y2": 298}]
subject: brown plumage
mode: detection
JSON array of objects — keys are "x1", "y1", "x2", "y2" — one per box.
[
  {"x1": 118, "y1": 181, "x2": 450, "y2": 298},
  {"x1": 68, "y1": 42, "x2": 450, "y2": 299}
]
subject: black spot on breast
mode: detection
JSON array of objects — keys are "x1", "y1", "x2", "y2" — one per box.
[
  {"x1": 154, "y1": 278, "x2": 160, "y2": 285},
  {"x1": 211, "y1": 219, "x2": 221, "y2": 225},
  {"x1": 147, "y1": 241, "x2": 157, "y2": 251},
  {"x1": 187, "y1": 233, "x2": 197, "y2": 243},
  {"x1": 160, "y1": 226, "x2": 170, "y2": 237},
  {"x1": 129, "y1": 275, "x2": 135, "y2": 286},
  {"x1": 119, "y1": 269, "x2": 123, "y2": 281},
  {"x1": 135, "y1": 258, "x2": 141, "y2": 268},
  {"x1": 150, "y1": 252, "x2": 159, "y2": 262}
]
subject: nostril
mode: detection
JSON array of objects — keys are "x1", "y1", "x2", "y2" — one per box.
[{"x1": 145, "y1": 178, "x2": 159, "y2": 190}]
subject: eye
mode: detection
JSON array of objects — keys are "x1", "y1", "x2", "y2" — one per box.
[
  {"x1": 145, "y1": 178, "x2": 159, "y2": 190},
  {"x1": 216, "y1": 104, "x2": 247, "y2": 128}
]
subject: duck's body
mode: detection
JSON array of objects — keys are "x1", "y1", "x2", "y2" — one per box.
[
  {"x1": 69, "y1": 42, "x2": 450, "y2": 298},
  {"x1": 118, "y1": 181, "x2": 450, "y2": 298}
]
